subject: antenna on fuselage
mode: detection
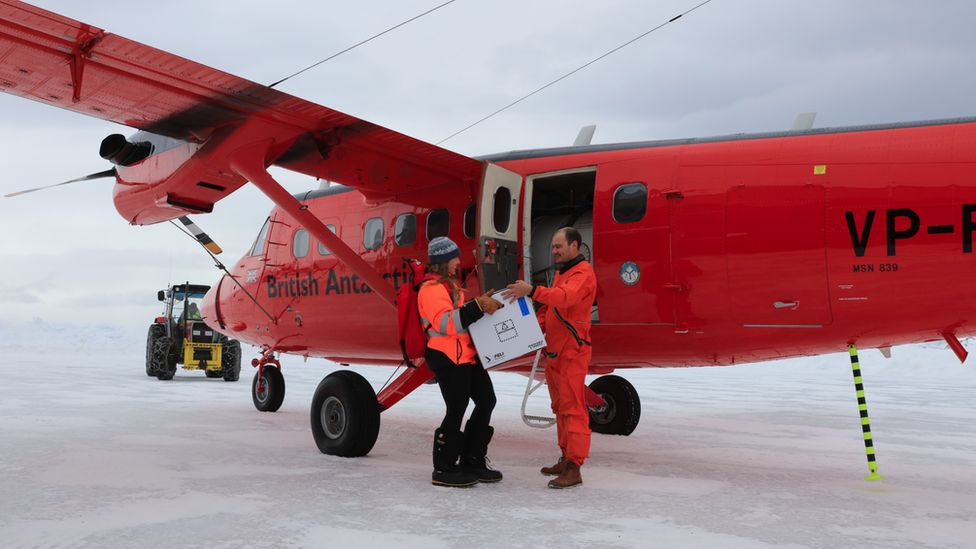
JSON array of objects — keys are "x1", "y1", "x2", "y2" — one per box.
[
  {"x1": 791, "y1": 112, "x2": 817, "y2": 131},
  {"x1": 573, "y1": 125, "x2": 596, "y2": 146}
]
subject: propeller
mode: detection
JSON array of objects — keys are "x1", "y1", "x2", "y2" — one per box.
[
  {"x1": 176, "y1": 215, "x2": 223, "y2": 255},
  {"x1": 3, "y1": 167, "x2": 222, "y2": 255},
  {"x1": 3, "y1": 168, "x2": 117, "y2": 198}
]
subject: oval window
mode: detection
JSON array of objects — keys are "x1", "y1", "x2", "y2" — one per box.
[
  {"x1": 317, "y1": 224, "x2": 337, "y2": 255},
  {"x1": 493, "y1": 187, "x2": 511, "y2": 233},
  {"x1": 395, "y1": 213, "x2": 417, "y2": 247},
  {"x1": 364, "y1": 217, "x2": 384, "y2": 251},
  {"x1": 427, "y1": 209, "x2": 449, "y2": 241},
  {"x1": 293, "y1": 228, "x2": 309, "y2": 258},
  {"x1": 612, "y1": 183, "x2": 648, "y2": 224},
  {"x1": 463, "y1": 203, "x2": 476, "y2": 239}
]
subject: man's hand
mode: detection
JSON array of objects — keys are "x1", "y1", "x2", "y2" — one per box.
[
  {"x1": 502, "y1": 280, "x2": 533, "y2": 302},
  {"x1": 475, "y1": 292, "x2": 504, "y2": 314}
]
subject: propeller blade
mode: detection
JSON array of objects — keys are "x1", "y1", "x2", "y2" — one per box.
[
  {"x1": 178, "y1": 216, "x2": 223, "y2": 255},
  {"x1": 4, "y1": 168, "x2": 117, "y2": 198}
]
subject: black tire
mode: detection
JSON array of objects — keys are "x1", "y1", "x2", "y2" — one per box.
[
  {"x1": 221, "y1": 338, "x2": 241, "y2": 382},
  {"x1": 145, "y1": 324, "x2": 165, "y2": 376},
  {"x1": 252, "y1": 365, "x2": 285, "y2": 412},
  {"x1": 310, "y1": 370, "x2": 381, "y2": 457},
  {"x1": 205, "y1": 369, "x2": 222, "y2": 378},
  {"x1": 153, "y1": 335, "x2": 178, "y2": 381},
  {"x1": 588, "y1": 374, "x2": 641, "y2": 436}
]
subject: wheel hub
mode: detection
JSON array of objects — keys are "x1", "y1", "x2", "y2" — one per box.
[
  {"x1": 589, "y1": 392, "x2": 617, "y2": 425},
  {"x1": 320, "y1": 396, "x2": 346, "y2": 440}
]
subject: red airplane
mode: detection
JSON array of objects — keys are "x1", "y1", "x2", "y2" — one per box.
[{"x1": 2, "y1": 1, "x2": 971, "y2": 465}]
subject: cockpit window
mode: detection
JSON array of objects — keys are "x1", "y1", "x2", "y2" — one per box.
[{"x1": 249, "y1": 217, "x2": 271, "y2": 256}]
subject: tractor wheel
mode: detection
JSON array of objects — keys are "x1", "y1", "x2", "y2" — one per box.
[
  {"x1": 252, "y1": 365, "x2": 285, "y2": 412},
  {"x1": 221, "y1": 338, "x2": 241, "y2": 382},
  {"x1": 588, "y1": 374, "x2": 641, "y2": 436},
  {"x1": 145, "y1": 324, "x2": 165, "y2": 377},
  {"x1": 152, "y1": 336, "x2": 178, "y2": 381},
  {"x1": 310, "y1": 370, "x2": 380, "y2": 457}
]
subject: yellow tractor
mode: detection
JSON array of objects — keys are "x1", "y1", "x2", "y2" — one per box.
[{"x1": 145, "y1": 283, "x2": 241, "y2": 381}]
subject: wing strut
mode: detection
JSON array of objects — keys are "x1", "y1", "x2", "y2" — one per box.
[{"x1": 229, "y1": 140, "x2": 397, "y2": 309}]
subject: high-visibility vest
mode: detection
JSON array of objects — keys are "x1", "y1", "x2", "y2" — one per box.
[{"x1": 417, "y1": 277, "x2": 478, "y2": 365}]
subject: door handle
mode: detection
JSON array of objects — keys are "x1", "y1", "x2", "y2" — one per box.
[{"x1": 773, "y1": 300, "x2": 799, "y2": 310}]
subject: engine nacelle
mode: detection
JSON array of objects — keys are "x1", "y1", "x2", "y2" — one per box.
[{"x1": 99, "y1": 134, "x2": 152, "y2": 166}]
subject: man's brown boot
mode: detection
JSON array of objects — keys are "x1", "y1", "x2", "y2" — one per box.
[
  {"x1": 547, "y1": 461, "x2": 582, "y2": 489},
  {"x1": 540, "y1": 456, "x2": 568, "y2": 476}
]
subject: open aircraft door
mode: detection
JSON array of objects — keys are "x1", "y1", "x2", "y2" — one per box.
[{"x1": 477, "y1": 163, "x2": 523, "y2": 292}]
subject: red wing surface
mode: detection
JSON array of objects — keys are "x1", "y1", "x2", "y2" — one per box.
[{"x1": 0, "y1": 1, "x2": 482, "y2": 197}]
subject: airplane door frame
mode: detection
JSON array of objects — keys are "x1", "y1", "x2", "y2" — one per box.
[{"x1": 476, "y1": 163, "x2": 523, "y2": 292}]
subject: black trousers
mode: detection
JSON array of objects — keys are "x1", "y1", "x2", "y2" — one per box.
[{"x1": 427, "y1": 350, "x2": 496, "y2": 433}]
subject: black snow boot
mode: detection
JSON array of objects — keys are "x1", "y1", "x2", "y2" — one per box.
[
  {"x1": 461, "y1": 422, "x2": 503, "y2": 483},
  {"x1": 432, "y1": 428, "x2": 478, "y2": 488}
]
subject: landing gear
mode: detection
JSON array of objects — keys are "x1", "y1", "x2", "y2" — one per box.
[
  {"x1": 252, "y1": 365, "x2": 285, "y2": 412},
  {"x1": 588, "y1": 374, "x2": 641, "y2": 436},
  {"x1": 310, "y1": 370, "x2": 380, "y2": 457}
]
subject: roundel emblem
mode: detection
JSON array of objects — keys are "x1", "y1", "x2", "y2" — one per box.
[{"x1": 620, "y1": 261, "x2": 640, "y2": 286}]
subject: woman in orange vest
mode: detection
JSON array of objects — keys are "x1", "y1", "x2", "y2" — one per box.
[{"x1": 418, "y1": 236, "x2": 504, "y2": 487}]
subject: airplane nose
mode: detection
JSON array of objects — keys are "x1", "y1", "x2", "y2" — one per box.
[{"x1": 201, "y1": 280, "x2": 226, "y2": 331}]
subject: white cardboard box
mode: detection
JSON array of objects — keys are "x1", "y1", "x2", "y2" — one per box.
[{"x1": 468, "y1": 291, "x2": 546, "y2": 367}]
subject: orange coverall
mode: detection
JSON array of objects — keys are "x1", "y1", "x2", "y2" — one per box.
[{"x1": 531, "y1": 258, "x2": 597, "y2": 466}]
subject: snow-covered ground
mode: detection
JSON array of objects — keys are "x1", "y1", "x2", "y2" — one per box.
[{"x1": 2, "y1": 320, "x2": 975, "y2": 548}]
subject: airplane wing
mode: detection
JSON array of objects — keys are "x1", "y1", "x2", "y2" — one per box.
[{"x1": 0, "y1": 0, "x2": 483, "y2": 198}]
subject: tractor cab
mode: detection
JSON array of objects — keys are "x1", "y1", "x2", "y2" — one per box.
[{"x1": 145, "y1": 283, "x2": 241, "y2": 381}]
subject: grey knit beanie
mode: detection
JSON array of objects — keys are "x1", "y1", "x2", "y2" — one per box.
[{"x1": 428, "y1": 236, "x2": 460, "y2": 264}]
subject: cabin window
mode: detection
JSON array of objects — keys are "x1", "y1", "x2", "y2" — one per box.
[
  {"x1": 364, "y1": 217, "x2": 384, "y2": 250},
  {"x1": 293, "y1": 229, "x2": 309, "y2": 258},
  {"x1": 493, "y1": 187, "x2": 512, "y2": 233},
  {"x1": 249, "y1": 217, "x2": 271, "y2": 256},
  {"x1": 395, "y1": 213, "x2": 417, "y2": 247},
  {"x1": 463, "y1": 203, "x2": 476, "y2": 239},
  {"x1": 316, "y1": 224, "x2": 338, "y2": 255},
  {"x1": 427, "y1": 209, "x2": 449, "y2": 241},
  {"x1": 612, "y1": 183, "x2": 647, "y2": 224}
]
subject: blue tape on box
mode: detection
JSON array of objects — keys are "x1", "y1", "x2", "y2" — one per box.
[{"x1": 518, "y1": 297, "x2": 530, "y2": 316}]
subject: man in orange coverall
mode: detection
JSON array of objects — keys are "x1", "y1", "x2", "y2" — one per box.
[{"x1": 503, "y1": 227, "x2": 596, "y2": 489}]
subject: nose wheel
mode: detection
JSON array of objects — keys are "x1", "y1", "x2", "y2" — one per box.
[{"x1": 251, "y1": 352, "x2": 285, "y2": 412}]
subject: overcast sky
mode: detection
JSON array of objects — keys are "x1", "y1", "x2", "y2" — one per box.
[{"x1": 2, "y1": 0, "x2": 976, "y2": 328}]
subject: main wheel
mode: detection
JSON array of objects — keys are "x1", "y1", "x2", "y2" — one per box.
[
  {"x1": 252, "y1": 365, "x2": 285, "y2": 412},
  {"x1": 145, "y1": 324, "x2": 165, "y2": 376},
  {"x1": 588, "y1": 374, "x2": 641, "y2": 436},
  {"x1": 221, "y1": 338, "x2": 241, "y2": 382},
  {"x1": 152, "y1": 335, "x2": 178, "y2": 381},
  {"x1": 310, "y1": 370, "x2": 380, "y2": 457}
]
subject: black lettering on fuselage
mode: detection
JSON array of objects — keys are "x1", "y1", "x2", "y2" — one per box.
[
  {"x1": 963, "y1": 204, "x2": 976, "y2": 253},
  {"x1": 845, "y1": 210, "x2": 876, "y2": 258},
  {"x1": 885, "y1": 209, "x2": 920, "y2": 256}
]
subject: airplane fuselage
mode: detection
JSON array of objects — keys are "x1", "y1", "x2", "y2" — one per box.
[{"x1": 202, "y1": 118, "x2": 976, "y2": 371}]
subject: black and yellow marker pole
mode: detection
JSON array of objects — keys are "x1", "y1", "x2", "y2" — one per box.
[{"x1": 849, "y1": 344, "x2": 884, "y2": 481}]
